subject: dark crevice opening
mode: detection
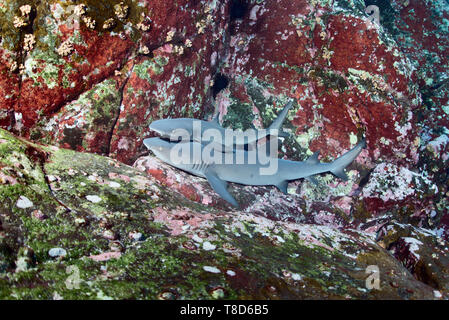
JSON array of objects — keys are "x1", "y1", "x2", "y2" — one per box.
[
  {"x1": 230, "y1": 0, "x2": 249, "y2": 21},
  {"x1": 211, "y1": 73, "x2": 229, "y2": 99}
]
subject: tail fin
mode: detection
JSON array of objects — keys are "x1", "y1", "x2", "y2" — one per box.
[
  {"x1": 267, "y1": 100, "x2": 294, "y2": 134},
  {"x1": 330, "y1": 139, "x2": 366, "y2": 181}
]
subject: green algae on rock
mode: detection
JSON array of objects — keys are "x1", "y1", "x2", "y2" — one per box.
[{"x1": 0, "y1": 128, "x2": 444, "y2": 299}]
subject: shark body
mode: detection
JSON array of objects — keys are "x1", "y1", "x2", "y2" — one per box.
[
  {"x1": 148, "y1": 101, "x2": 293, "y2": 152},
  {"x1": 143, "y1": 137, "x2": 366, "y2": 207}
]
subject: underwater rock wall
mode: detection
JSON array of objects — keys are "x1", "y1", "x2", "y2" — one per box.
[{"x1": 0, "y1": 0, "x2": 447, "y2": 299}]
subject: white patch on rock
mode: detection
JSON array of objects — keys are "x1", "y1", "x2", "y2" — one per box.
[
  {"x1": 86, "y1": 195, "x2": 102, "y2": 203},
  {"x1": 203, "y1": 266, "x2": 221, "y2": 273},
  {"x1": 192, "y1": 234, "x2": 203, "y2": 243},
  {"x1": 291, "y1": 273, "x2": 303, "y2": 281},
  {"x1": 48, "y1": 247, "x2": 67, "y2": 258},
  {"x1": 226, "y1": 270, "x2": 236, "y2": 277},
  {"x1": 16, "y1": 196, "x2": 33, "y2": 209}
]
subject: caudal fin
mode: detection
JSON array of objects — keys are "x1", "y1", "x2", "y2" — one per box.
[
  {"x1": 267, "y1": 100, "x2": 294, "y2": 134},
  {"x1": 330, "y1": 139, "x2": 366, "y2": 181}
]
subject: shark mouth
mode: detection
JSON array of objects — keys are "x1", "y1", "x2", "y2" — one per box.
[{"x1": 149, "y1": 130, "x2": 191, "y2": 143}]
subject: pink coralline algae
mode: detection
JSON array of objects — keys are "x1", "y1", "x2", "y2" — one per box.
[{"x1": 89, "y1": 251, "x2": 122, "y2": 262}]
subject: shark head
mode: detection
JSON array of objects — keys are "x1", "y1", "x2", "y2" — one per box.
[
  {"x1": 149, "y1": 118, "x2": 195, "y2": 141},
  {"x1": 143, "y1": 137, "x2": 174, "y2": 162}
]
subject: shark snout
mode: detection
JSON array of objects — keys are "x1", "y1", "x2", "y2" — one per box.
[{"x1": 148, "y1": 120, "x2": 168, "y2": 137}]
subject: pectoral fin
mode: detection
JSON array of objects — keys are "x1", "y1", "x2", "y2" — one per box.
[
  {"x1": 305, "y1": 176, "x2": 319, "y2": 185},
  {"x1": 276, "y1": 180, "x2": 289, "y2": 194},
  {"x1": 331, "y1": 168, "x2": 349, "y2": 181},
  {"x1": 204, "y1": 171, "x2": 239, "y2": 207}
]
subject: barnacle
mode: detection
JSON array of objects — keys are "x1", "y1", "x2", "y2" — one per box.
[
  {"x1": 319, "y1": 31, "x2": 326, "y2": 40},
  {"x1": 139, "y1": 45, "x2": 150, "y2": 55},
  {"x1": 166, "y1": 30, "x2": 175, "y2": 42},
  {"x1": 23, "y1": 34, "x2": 36, "y2": 52},
  {"x1": 195, "y1": 20, "x2": 206, "y2": 34},
  {"x1": 136, "y1": 12, "x2": 151, "y2": 31},
  {"x1": 114, "y1": 2, "x2": 129, "y2": 20},
  {"x1": 103, "y1": 18, "x2": 116, "y2": 30},
  {"x1": 57, "y1": 39, "x2": 74, "y2": 57},
  {"x1": 13, "y1": 4, "x2": 33, "y2": 28},
  {"x1": 136, "y1": 22, "x2": 150, "y2": 31},
  {"x1": 83, "y1": 16, "x2": 96, "y2": 29},
  {"x1": 173, "y1": 45, "x2": 184, "y2": 55},
  {"x1": 19, "y1": 4, "x2": 32, "y2": 16},
  {"x1": 322, "y1": 47, "x2": 333, "y2": 60},
  {"x1": 13, "y1": 16, "x2": 27, "y2": 28},
  {"x1": 18, "y1": 64, "x2": 25, "y2": 75}
]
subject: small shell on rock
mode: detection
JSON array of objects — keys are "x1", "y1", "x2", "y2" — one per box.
[
  {"x1": 128, "y1": 231, "x2": 143, "y2": 241},
  {"x1": 157, "y1": 291, "x2": 177, "y2": 300},
  {"x1": 48, "y1": 248, "x2": 67, "y2": 258},
  {"x1": 210, "y1": 287, "x2": 226, "y2": 299},
  {"x1": 202, "y1": 241, "x2": 216, "y2": 251}
]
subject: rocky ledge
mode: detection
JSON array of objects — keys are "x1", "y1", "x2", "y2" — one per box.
[{"x1": 0, "y1": 0, "x2": 448, "y2": 300}]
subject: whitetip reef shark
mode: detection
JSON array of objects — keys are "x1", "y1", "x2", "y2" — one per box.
[
  {"x1": 143, "y1": 137, "x2": 367, "y2": 207},
  {"x1": 148, "y1": 100, "x2": 294, "y2": 152}
]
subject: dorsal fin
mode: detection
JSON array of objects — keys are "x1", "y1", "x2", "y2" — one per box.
[
  {"x1": 305, "y1": 176, "x2": 319, "y2": 185},
  {"x1": 306, "y1": 151, "x2": 320, "y2": 164},
  {"x1": 210, "y1": 113, "x2": 220, "y2": 124},
  {"x1": 278, "y1": 129, "x2": 290, "y2": 138},
  {"x1": 267, "y1": 100, "x2": 293, "y2": 133},
  {"x1": 331, "y1": 168, "x2": 349, "y2": 181}
]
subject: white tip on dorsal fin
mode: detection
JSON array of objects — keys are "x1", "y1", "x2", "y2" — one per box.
[
  {"x1": 306, "y1": 151, "x2": 320, "y2": 164},
  {"x1": 208, "y1": 113, "x2": 220, "y2": 124},
  {"x1": 305, "y1": 176, "x2": 319, "y2": 185},
  {"x1": 204, "y1": 171, "x2": 239, "y2": 208}
]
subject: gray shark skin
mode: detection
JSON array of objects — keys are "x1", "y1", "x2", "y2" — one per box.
[
  {"x1": 143, "y1": 137, "x2": 366, "y2": 207},
  {"x1": 148, "y1": 100, "x2": 293, "y2": 152}
]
